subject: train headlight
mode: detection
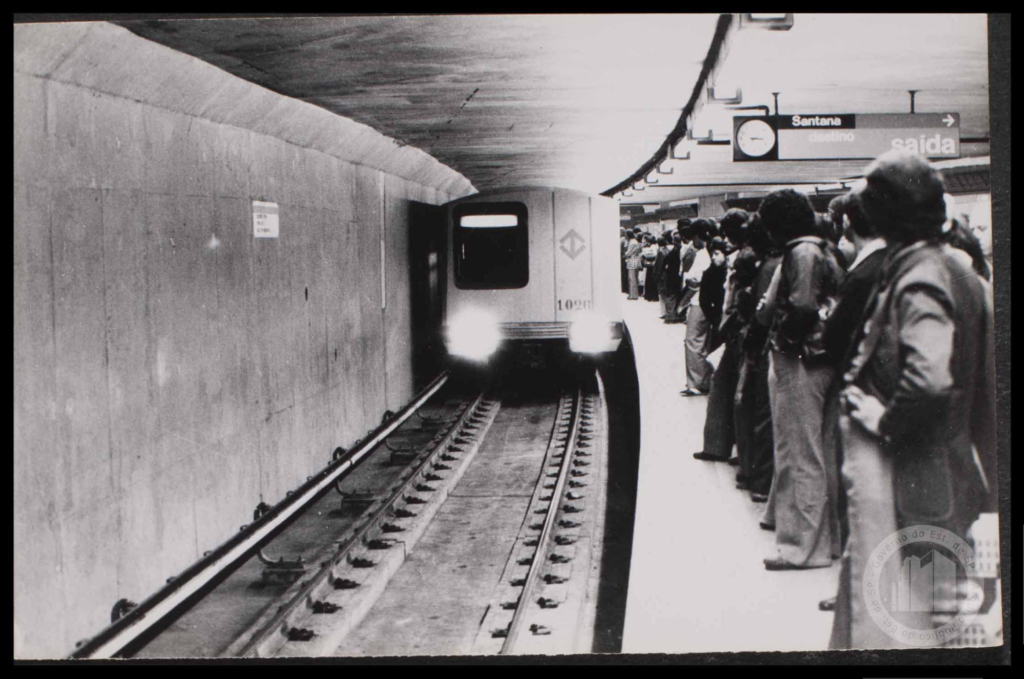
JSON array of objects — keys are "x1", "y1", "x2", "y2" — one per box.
[
  {"x1": 569, "y1": 312, "x2": 618, "y2": 354},
  {"x1": 446, "y1": 308, "x2": 501, "y2": 362}
]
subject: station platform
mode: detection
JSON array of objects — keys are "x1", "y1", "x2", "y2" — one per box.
[{"x1": 619, "y1": 295, "x2": 840, "y2": 654}]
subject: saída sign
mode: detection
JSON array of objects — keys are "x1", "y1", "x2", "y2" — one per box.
[{"x1": 733, "y1": 113, "x2": 960, "y2": 161}]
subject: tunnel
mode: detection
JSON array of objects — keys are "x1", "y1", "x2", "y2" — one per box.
[{"x1": 13, "y1": 13, "x2": 1007, "y2": 662}]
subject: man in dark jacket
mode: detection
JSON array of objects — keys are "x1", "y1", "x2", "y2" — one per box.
[
  {"x1": 699, "y1": 238, "x2": 728, "y2": 332},
  {"x1": 830, "y1": 151, "x2": 996, "y2": 649},
  {"x1": 816, "y1": 187, "x2": 889, "y2": 614},
  {"x1": 664, "y1": 221, "x2": 691, "y2": 323},
  {"x1": 734, "y1": 216, "x2": 782, "y2": 503},
  {"x1": 658, "y1": 232, "x2": 683, "y2": 317},
  {"x1": 694, "y1": 209, "x2": 751, "y2": 462}
]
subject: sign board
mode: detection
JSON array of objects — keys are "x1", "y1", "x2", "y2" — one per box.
[
  {"x1": 733, "y1": 113, "x2": 961, "y2": 161},
  {"x1": 253, "y1": 201, "x2": 279, "y2": 238}
]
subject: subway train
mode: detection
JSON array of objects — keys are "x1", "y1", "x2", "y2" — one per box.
[{"x1": 436, "y1": 186, "x2": 624, "y2": 370}]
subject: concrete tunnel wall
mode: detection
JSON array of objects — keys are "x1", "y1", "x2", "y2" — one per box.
[{"x1": 13, "y1": 22, "x2": 475, "y2": 657}]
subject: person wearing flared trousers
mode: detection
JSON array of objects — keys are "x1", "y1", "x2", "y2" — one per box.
[{"x1": 767, "y1": 350, "x2": 841, "y2": 567}]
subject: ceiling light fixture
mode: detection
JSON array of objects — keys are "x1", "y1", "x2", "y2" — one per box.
[
  {"x1": 740, "y1": 13, "x2": 794, "y2": 30},
  {"x1": 708, "y1": 86, "x2": 743, "y2": 105},
  {"x1": 686, "y1": 128, "x2": 714, "y2": 142},
  {"x1": 726, "y1": 104, "x2": 771, "y2": 116},
  {"x1": 669, "y1": 139, "x2": 691, "y2": 161}
]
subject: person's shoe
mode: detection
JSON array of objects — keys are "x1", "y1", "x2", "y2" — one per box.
[
  {"x1": 727, "y1": 457, "x2": 740, "y2": 466},
  {"x1": 764, "y1": 557, "x2": 830, "y2": 571},
  {"x1": 759, "y1": 521, "x2": 776, "y2": 532},
  {"x1": 735, "y1": 473, "x2": 749, "y2": 483},
  {"x1": 693, "y1": 451, "x2": 730, "y2": 462},
  {"x1": 736, "y1": 482, "x2": 750, "y2": 491},
  {"x1": 679, "y1": 388, "x2": 705, "y2": 397},
  {"x1": 818, "y1": 596, "x2": 837, "y2": 612},
  {"x1": 750, "y1": 492, "x2": 769, "y2": 503}
]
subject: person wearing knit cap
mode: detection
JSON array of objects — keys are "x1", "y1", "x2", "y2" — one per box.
[{"x1": 829, "y1": 150, "x2": 997, "y2": 649}]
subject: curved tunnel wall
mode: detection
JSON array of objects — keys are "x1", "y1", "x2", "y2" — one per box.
[{"x1": 13, "y1": 22, "x2": 475, "y2": 657}]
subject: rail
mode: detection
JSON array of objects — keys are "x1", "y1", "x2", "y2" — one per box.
[
  {"x1": 231, "y1": 390, "x2": 490, "y2": 657},
  {"x1": 500, "y1": 387, "x2": 584, "y2": 654},
  {"x1": 68, "y1": 371, "x2": 450, "y2": 660}
]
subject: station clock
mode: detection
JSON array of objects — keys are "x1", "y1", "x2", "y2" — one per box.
[{"x1": 733, "y1": 116, "x2": 779, "y2": 161}]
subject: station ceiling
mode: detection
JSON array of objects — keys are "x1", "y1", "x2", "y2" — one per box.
[{"x1": 118, "y1": 14, "x2": 991, "y2": 204}]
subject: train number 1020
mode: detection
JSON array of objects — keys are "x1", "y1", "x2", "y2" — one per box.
[{"x1": 558, "y1": 299, "x2": 593, "y2": 311}]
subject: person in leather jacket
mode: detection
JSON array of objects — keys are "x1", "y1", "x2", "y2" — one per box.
[{"x1": 760, "y1": 189, "x2": 845, "y2": 571}]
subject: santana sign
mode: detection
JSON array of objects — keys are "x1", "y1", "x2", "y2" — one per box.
[{"x1": 776, "y1": 113, "x2": 960, "y2": 160}]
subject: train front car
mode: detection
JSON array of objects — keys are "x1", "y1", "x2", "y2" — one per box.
[{"x1": 443, "y1": 187, "x2": 623, "y2": 374}]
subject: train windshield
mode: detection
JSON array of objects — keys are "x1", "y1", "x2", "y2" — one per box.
[{"x1": 453, "y1": 202, "x2": 529, "y2": 289}]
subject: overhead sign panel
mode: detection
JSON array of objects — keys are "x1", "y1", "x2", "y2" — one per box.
[
  {"x1": 733, "y1": 113, "x2": 961, "y2": 162},
  {"x1": 778, "y1": 113, "x2": 960, "y2": 160}
]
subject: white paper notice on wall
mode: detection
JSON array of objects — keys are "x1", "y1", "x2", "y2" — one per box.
[{"x1": 253, "y1": 201, "x2": 280, "y2": 238}]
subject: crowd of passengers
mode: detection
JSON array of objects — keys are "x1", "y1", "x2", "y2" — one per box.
[{"x1": 620, "y1": 150, "x2": 996, "y2": 649}]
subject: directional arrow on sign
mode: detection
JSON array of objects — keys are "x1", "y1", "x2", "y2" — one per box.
[
  {"x1": 943, "y1": 114, "x2": 956, "y2": 128},
  {"x1": 559, "y1": 229, "x2": 587, "y2": 260}
]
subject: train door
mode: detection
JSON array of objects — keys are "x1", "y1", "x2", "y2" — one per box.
[{"x1": 408, "y1": 201, "x2": 448, "y2": 390}]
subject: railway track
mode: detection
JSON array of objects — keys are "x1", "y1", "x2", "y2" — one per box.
[{"x1": 76, "y1": 368, "x2": 611, "y2": 659}]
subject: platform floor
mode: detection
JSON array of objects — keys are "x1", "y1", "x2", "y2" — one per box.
[{"x1": 620, "y1": 295, "x2": 840, "y2": 654}]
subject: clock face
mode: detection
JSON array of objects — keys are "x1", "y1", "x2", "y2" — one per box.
[{"x1": 736, "y1": 119, "x2": 777, "y2": 157}]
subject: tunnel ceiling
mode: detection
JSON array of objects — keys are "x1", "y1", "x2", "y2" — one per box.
[
  {"x1": 116, "y1": 14, "x2": 991, "y2": 204},
  {"x1": 117, "y1": 14, "x2": 723, "y2": 195}
]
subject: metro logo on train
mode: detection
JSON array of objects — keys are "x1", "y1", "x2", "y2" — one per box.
[{"x1": 733, "y1": 113, "x2": 960, "y2": 161}]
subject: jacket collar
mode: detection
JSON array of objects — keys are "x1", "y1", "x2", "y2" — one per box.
[
  {"x1": 848, "y1": 238, "x2": 888, "y2": 272},
  {"x1": 785, "y1": 235, "x2": 827, "y2": 250},
  {"x1": 879, "y1": 239, "x2": 934, "y2": 285}
]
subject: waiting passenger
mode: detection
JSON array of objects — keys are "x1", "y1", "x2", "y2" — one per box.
[
  {"x1": 620, "y1": 228, "x2": 629, "y2": 293},
  {"x1": 945, "y1": 216, "x2": 992, "y2": 282},
  {"x1": 829, "y1": 194, "x2": 858, "y2": 267},
  {"x1": 830, "y1": 151, "x2": 996, "y2": 648},
  {"x1": 657, "y1": 233, "x2": 682, "y2": 314},
  {"x1": 700, "y1": 238, "x2": 729, "y2": 344},
  {"x1": 624, "y1": 231, "x2": 642, "y2": 300},
  {"x1": 817, "y1": 210, "x2": 851, "y2": 271},
  {"x1": 676, "y1": 219, "x2": 713, "y2": 325},
  {"x1": 734, "y1": 214, "x2": 782, "y2": 505},
  {"x1": 665, "y1": 220, "x2": 695, "y2": 323},
  {"x1": 642, "y1": 234, "x2": 661, "y2": 301},
  {"x1": 693, "y1": 209, "x2": 752, "y2": 461},
  {"x1": 678, "y1": 220, "x2": 716, "y2": 394},
  {"x1": 815, "y1": 186, "x2": 890, "y2": 614},
  {"x1": 759, "y1": 189, "x2": 844, "y2": 571}
]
